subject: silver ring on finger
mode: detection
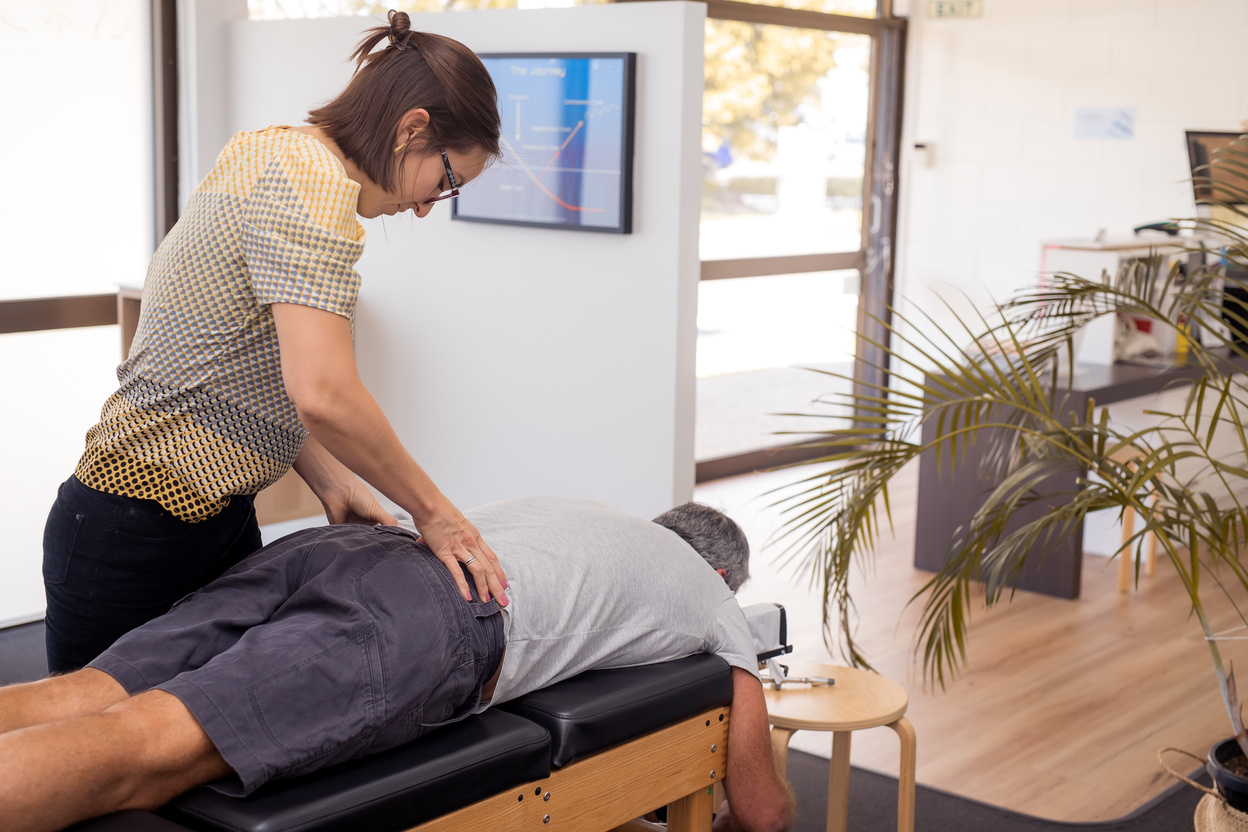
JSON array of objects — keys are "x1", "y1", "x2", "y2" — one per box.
[{"x1": 464, "y1": 556, "x2": 477, "y2": 565}]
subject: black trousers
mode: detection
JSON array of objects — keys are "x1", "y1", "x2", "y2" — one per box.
[{"x1": 41, "y1": 475, "x2": 263, "y2": 673}]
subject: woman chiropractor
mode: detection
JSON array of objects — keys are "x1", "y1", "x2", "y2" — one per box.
[{"x1": 41, "y1": 11, "x2": 507, "y2": 672}]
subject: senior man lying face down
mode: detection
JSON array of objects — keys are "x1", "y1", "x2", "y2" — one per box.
[{"x1": 0, "y1": 497, "x2": 795, "y2": 832}]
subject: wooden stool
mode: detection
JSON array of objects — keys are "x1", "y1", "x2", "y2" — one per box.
[
  {"x1": 763, "y1": 662, "x2": 915, "y2": 832},
  {"x1": 1110, "y1": 446, "x2": 1159, "y2": 593}
]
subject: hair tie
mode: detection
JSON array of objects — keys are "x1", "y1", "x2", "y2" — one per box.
[{"x1": 387, "y1": 9, "x2": 413, "y2": 49}]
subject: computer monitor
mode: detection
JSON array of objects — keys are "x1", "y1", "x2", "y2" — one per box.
[{"x1": 1186, "y1": 130, "x2": 1247, "y2": 208}]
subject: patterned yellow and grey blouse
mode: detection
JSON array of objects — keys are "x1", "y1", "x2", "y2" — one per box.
[{"x1": 75, "y1": 126, "x2": 366, "y2": 522}]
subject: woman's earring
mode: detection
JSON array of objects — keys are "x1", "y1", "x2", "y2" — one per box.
[{"x1": 393, "y1": 141, "x2": 408, "y2": 156}]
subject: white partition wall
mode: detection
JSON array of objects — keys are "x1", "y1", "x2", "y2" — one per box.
[{"x1": 223, "y1": 3, "x2": 705, "y2": 519}]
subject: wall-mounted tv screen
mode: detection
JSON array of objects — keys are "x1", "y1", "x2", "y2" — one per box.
[{"x1": 452, "y1": 53, "x2": 636, "y2": 234}]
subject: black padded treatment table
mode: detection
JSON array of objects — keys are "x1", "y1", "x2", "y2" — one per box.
[{"x1": 68, "y1": 654, "x2": 734, "y2": 832}]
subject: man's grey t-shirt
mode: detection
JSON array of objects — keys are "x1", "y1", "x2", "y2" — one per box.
[{"x1": 454, "y1": 496, "x2": 759, "y2": 707}]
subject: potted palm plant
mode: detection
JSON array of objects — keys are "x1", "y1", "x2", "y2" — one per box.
[{"x1": 772, "y1": 137, "x2": 1248, "y2": 818}]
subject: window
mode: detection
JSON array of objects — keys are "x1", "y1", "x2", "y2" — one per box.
[
  {"x1": 702, "y1": 24, "x2": 870, "y2": 262},
  {"x1": 0, "y1": 0, "x2": 155, "y2": 625},
  {"x1": 694, "y1": 1, "x2": 904, "y2": 479},
  {"x1": 0, "y1": 1, "x2": 153, "y2": 301},
  {"x1": 697, "y1": 270, "x2": 858, "y2": 461},
  {"x1": 246, "y1": 0, "x2": 606, "y2": 19}
]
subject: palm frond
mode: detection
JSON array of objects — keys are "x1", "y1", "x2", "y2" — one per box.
[{"x1": 772, "y1": 138, "x2": 1248, "y2": 734}]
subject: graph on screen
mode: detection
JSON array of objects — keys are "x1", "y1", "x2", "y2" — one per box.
[{"x1": 452, "y1": 53, "x2": 636, "y2": 233}]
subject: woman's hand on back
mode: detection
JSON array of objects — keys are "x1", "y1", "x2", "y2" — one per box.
[{"x1": 416, "y1": 501, "x2": 508, "y2": 606}]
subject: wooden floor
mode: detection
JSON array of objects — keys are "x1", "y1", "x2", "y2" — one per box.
[{"x1": 695, "y1": 461, "x2": 1247, "y2": 823}]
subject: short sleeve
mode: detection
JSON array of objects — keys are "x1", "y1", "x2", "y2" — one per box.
[
  {"x1": 711, "y1": 598, "x2": 762, "y2": 679},
  {"x1": 242, "y1": 144, "x2": 365, "y2": 317}
]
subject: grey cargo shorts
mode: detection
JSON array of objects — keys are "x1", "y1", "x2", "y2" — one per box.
[{"x1": 90, "y1": 523, "x2": 504, "y2": 796}]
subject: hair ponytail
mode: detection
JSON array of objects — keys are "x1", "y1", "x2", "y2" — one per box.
[
  {"x1": 346, "y1": 9, "x2": 417, "y2": 67},
  {"x1": 308, "y1": 10, "x2": 501, "y2": 192}
]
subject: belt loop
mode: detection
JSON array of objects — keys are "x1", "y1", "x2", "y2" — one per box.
[
  {"x1": 476, "y1": 598, "x2": 505, "y2": 692},
  {"x1": 474, "y1": 597, "x2": 501, "y2": 618},
  {"x1": 374, "y1": 524, "x2": 421, "y2": 542}
]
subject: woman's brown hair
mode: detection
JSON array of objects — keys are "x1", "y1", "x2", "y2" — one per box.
[{"x1": 308, "y1": 10, "x2": 501, "y2": 193}]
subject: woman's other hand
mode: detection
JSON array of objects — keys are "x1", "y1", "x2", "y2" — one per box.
[
  {"x1": 325, "y1": 479, "x2": 397, "y2": 526},
  {"x1": 293, "y1": 435, "x2": 396, "y2": 526}
]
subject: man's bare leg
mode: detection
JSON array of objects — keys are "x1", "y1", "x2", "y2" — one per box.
[
  {"x1": 0, "y1": 669, "x2": 128, "y2": 734},
  {"x1": 0, "y1": 688, "x2": 231, "y2": 832}
]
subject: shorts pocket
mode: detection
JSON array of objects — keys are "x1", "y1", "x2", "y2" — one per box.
[
  {"x1": 248, "y1": 627, "x2": 384, "y2": 768},
  {"x1": 417, "y1": 658, "x2": 481, "y2": 730},
  {"x1": 412, "y1": 594, "x2": 501, "y2": 730},
  {"x1": 368, "y1": 704, "x2": 425, "y2": 754}
]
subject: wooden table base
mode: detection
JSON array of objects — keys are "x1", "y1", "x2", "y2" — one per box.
[
  {"x1": 771, "y1": 718, "x2": 916, "y2": 832},
  {"x1": 764, "y1": 664, "x2": 916, "y2": 832}
]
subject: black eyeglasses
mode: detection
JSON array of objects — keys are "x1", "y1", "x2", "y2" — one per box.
[{"x1": 423, "y1": 149, "x2": 460, "y2": 204}]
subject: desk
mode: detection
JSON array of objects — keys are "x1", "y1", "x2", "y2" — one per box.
[
  {"x1": 914, "y1": 355, "x2": 1248, "y2": 598},
  {"x1": 1039, "y1": 236, "x2": 1215, "y2": 365}
]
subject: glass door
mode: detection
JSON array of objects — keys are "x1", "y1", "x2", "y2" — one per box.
[{"x1": 694, "y1": 1, "x2": 903, "y2": 479}]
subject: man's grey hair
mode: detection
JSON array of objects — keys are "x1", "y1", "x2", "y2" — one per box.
[{"x1": 652, "y1": 502, "x2": 750, "y2": 591}]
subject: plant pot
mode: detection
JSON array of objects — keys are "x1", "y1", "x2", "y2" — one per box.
[{"x1": 1208, "y1": 738, "x2": 1248, "y2": 812}]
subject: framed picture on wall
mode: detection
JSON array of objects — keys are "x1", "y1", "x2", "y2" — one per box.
[{"x1": 452, "y1": 53, "x2": 636, "y2": 234}]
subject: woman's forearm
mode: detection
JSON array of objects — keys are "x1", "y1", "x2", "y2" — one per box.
[
  {"x1": 271, "y1": 301, "x2": 507, "y2": 603},
  {"x1": 270, "y1": 302, "x2": 447, "y2": 524},
  {"x1": 292, "y1": 434, "x2": 355, "y2": 503},
  {"x1": 294, "y1": 378, "x2": 447, "y2": 525},
  {"x1": 298, "y1": 381, "x2": 507, "y2": 603}
]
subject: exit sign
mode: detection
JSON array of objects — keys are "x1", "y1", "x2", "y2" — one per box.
[{"x1": 928, "y1": 0, "x2": 983, "y2": 18}]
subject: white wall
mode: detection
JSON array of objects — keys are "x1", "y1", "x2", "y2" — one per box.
[
  {"x1": 221, "y1": 3, "x2": 705, "y2": 519},
  {"x1": 177, "y1": 0, "x2": 248, "y2": 209},
  {"x1": 894, "y1": 0, "x2": 1248, "y2": 329}
]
